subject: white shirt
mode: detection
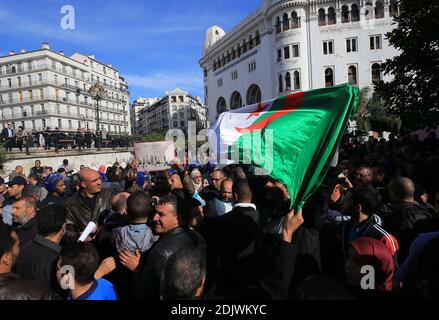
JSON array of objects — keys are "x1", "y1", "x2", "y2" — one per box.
[
  {"x1": 234, "y1": 203, "x2": 257, "y2": 210},
  {"x1": 7, "y1": 128, "x2": 13, "y2": 138}
]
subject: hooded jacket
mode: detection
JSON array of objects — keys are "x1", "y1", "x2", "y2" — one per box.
[{"x1": 112, "y1": 224, "x2": 158, "y2": 254}]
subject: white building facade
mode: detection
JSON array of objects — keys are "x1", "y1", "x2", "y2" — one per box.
[
  {"x1": 0, "y1": 42, "x2": 131, "y2": 134},
  {"x1": 130, "y1": 97, "x2": 160, "y2": 135},
  {"x1": 138, "y1": 87, "x2": 208, "y2": 136},
  {"x1": 200, "y1": 0, "x2": 401, "y2": 123}
]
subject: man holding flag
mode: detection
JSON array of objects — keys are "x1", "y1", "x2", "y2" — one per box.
[{"x1": 210, "y1": 83, "x2": 359, "y2": 211}]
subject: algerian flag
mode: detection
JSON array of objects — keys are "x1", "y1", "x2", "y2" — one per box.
[{"x1": 209, "y1": 84, "x2": 359, "y2": 208}]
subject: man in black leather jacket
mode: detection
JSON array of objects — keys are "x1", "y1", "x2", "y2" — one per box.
[
  {"x1": 65, "y1": 168, "x2": 112, "y2": 243},
  {"x1": 0, "y1": 222, "x2": 60, "y2": 300},
  {"x1": 134, "y1": 193, "x2": 206, "y2": 300},
  {"x1": 379, "y1": 177, "x2": 437, "y2": 262}
]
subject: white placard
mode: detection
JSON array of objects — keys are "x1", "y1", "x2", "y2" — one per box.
[{"x1": 133, "y1": 140, "x2": 175, "y2": 172}]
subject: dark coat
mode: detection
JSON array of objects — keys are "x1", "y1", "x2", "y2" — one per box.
[
  {"x1": 0, "y1": 273, "x2": 60, "y2": 300},
  {"x1": 1, "y1": 127, "x2": 14, "y2": 138},
  {"x1": 14, "y1": 216, "x2": 38, "y2": 248},
  {"x1": 379, "y1": 201, "x2": 436, "y2": 262},
  {"x1": 134, "y1": 227, "x2": 206, "y2": 300},
  {"x1": 41, "y1": 193, "x2": 68, "y2": 207},
  {"x1": 214, "y1": 205, "x2": 260, "y2": 295},
  {"x1": 65, "y1": 189, "x2": 113, "y2": 242},
  {"x1": 15, "y1": 235, "x2": 61, "y2": 286}
]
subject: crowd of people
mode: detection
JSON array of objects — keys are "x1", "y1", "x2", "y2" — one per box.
[
  {"x1": 1, "y1": 123, "x2": 130, "y2": 154},
  {"x1": 0, "y1": 130, "x2": 438, "y2": 300}
]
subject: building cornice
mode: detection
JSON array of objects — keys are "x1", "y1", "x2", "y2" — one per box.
[{"x1": 265, "y1": 1, "x2": 310, "y2": 18}]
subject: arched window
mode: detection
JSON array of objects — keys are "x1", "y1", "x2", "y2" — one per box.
[
  {"x1": 375, "y1": 1, "x2": 384, "y2": 19},
  {"x1": 318, "y1": 8, "x2": 326, "y2": 26},
  {"x1": 325, "y1": 68, "x2": 334, "y2": 87},
  {"x1": 226, "y1": 51, "x2": 230, "y2": 63},
  {"x1": 283, "y1": 13, "x2": 290, "y2": 31},
  {"x1": 231, "y1": 47, "x2": 236, "y2": 60},
  {"x1": 365, "y1": 2, "x2": 373, "y2": 20},
  {"x1": 293, "y1": 71, "x2": 300, "y2": 90},
  {"x1": 341, "y1": 5, "x2": 350, "y2": 23},
  {"x1": 371, "y1": 63, "x2": 382, "y2": 83},
  {"x1": 255, "y1": 31, "x2": 261, "y2": 45},
  {"x1": 291, "y1": 11, "x2": 300, "y2": 29},
  {"x1": 11, "y1": 66, "x2": 16, "y2": 73},
  {"x1": 248, "y1": 35, "x2": 254, "y2": 49},
  {"x1": 351, "y1": 4, "x2": 360, "y2": 22},
  {"x1": 348, "y1": 65, "x2": 357, "y2": 85},
  {"x1": 279, "y1": 74, "x2": 283, "y2": 93},
  {"x1": 217, "y1": 97, "x2": 227, "y2": 114},
  {"x1": 328, "y1": 7, "x2": 336, "y2": 25},
  {"x1": 285, "y1": 72, "x2": 291, "y2": 90},
  {"x1": 275, "y1": 16, "x2": 281, "y2": 34},
  {"x1": 230, "y1": 91, "x2": 242, "y2": 110},
  {"x1": 237, "y1": 45, "x2": 241, "y2": 57},
  {"x1": 390, "y1": 0, "x2": 399, "y2": 17},
  {"x1": 246, "y1": 84, "x2": 262, "y2": 105},
  {"x1": 242, "y1": 39, "x2": 247, "y2": 53}
]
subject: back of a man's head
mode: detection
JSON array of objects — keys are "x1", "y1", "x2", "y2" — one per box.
[
  {"x1": 127, "y1": 190, "x2": 152, "y2": 222},
  {"x1": 233, "y1": 180, "x2": 253, "y2": 203},
  {"x1": 351, "y1": 186, "x2": 381, "y2": 215},
  {"x1": 37, "y1": 205, "x2": 67, "y2": 237},
  {"x1": 22, "y1": 185, "x2": 42, "y2": 201},
  {"x1": 164, "y1": 248, "x2": 206, "y2": 300},
  {"x1": 112, "y1": 192, "x2": 130, "y2": 214},
  {"x1": 59, "y1": 242, "x2": 99, "y2": 286},
  {"x1": 389, "y1": 177, "x2": 415, "y2": 203}
]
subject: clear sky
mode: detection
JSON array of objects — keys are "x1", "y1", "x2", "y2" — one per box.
[{"x1": 0, "y1": 0, "x2": 261, "y2": 102}]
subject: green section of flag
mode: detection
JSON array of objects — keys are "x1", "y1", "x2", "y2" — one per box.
[{"x1": 231, "y1": 84, "x2": 358, "y2": 208}]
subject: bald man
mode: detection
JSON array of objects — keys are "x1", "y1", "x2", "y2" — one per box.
[
  {"x1": 9, "y1": 165, "x2": 25, "y2": 181},
  {"x1": 382, "y1": 177, "x2": 435, "y2": 262},
  {"x1": 97, "y1": 192, "x2": 131, "y2": 258},
  {"x1": 64, "y1": 168, "x2": 113, "y2": 243},
  {"x1": 386, "y1": 177, "x2": 434, "y2": 228}
]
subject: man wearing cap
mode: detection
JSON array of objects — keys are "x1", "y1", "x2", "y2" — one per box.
[
  {"x1": 1, "y1": 123, "x2": 15, "y2": 152},
  {"x1": 1, "y1": 176, "x2": 28, "y2": 225},
  {"x1": 41, "y1": 174, "x2": 68, "y2": 206}
]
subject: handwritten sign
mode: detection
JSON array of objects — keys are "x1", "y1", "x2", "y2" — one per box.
[{"x1": 133, "y1": 141, "x2": 175, "y2": 172}]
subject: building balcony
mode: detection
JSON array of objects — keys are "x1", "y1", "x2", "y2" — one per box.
[{"x1": 1, "y1": 64, "x2": 129, "y2": 94}]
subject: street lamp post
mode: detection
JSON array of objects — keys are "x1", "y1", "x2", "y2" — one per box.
[{"x1": 88, "y1": 83, "x2": 106, "y2": 151}]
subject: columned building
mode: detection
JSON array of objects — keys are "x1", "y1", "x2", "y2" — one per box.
[
  {"x1": 0, "y1": 42, "x2": 131, "y2": 134},
  {"x1": 200, "y1": 0, "x2": 401, "y2": 123},
  {"x1": 138, "y1": 87, "x2": 208, "y2": 136}
]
